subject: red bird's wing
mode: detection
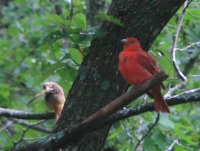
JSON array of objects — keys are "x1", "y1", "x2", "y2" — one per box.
[
  {"x1": 136, "y1": 51, "x2": 160, "y2": 75},
  {"x1": 136, "y1": 51, "x2": 166, "y2": 89}
]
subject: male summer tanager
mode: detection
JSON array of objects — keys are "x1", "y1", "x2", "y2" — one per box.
[{"x1": 118, "y1": 37, "x2": 170, "y2": 113}]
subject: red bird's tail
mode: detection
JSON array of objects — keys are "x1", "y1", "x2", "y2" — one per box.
[{"x1": 152, "y1": 86, "x2": 170, "y2": 113}]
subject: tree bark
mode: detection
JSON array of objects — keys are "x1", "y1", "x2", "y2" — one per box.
[{"x1": 55, "y1": 0, "x2": 185, "y2": 150}]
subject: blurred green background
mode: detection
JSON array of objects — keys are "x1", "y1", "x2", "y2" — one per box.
[{"x1": 0, "y1": 0, "x2": 199, "y2": 150}]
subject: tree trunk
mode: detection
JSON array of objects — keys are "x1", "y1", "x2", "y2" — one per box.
[{"x1": 55, "y1": 0, "x2": 185, "y2": 150}]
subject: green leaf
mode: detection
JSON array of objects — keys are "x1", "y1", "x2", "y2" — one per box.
[
  {"x1": 44, "y1": 13, "x2": 70, "y2": 26},
  {"x1": 33, "y1": 62, "x2": 68, "y2": 86},
  {"x1": 143, "y1": 136, "x2": 158, "y2": 151},
  {"x1": 151, "y1": 130, "x2": 168, "y2": 150},
  {"x1": 56, "y1": 68, "x2": 77, "y2": 92},
  {"x1": 42, "y1": 30, "x2": 68, "y2": 44},
  {"x1": 174, "y1": 145, "x2": 192, "y2": 151},
  {"x1": 174, "y1": 123, "x2": 197, "y2": 145},
  {"x1": 72, "y1": 13, "x2": 86, "y2": 30},
  {"x1": 159, "y1": 114, "x2": 174, "y2": 129},
  {"x1": 107, "y1": 128, "x2": 122, "y2": 140},
  {"x1": 69, "y1": 48, "x2": 83, "y2": 65}
]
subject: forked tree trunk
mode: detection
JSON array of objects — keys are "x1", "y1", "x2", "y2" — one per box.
[{"x1": 55, "y1": 0, "x2": 185, "y2": 150}]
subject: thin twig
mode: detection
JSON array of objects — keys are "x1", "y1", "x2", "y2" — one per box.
[
  {"x1": 166, "y1": 139, "x2": 178, "y2": 151},
  {"x1": 13, "y1": 120, "x2": 46, "y2": 149},
  {"x1": 134, "y1": 96, "x2": 147, "y2": 151},
  {"x1": 134, "y1": 114, "x2": 160, "y2": 151},
  {"x1": 0, "y1": 121, "x2": 14, "y2": 136},
  {"x1": 12, "y1": 118, "x2": 51, "y2": 133},
  {"x1": 164, "y1": 81, "x2": 186, "y2": 98},
  {"x1": 188, "y1": 75, "x2": 200, "y2": 78},
  {"x1": 167, "y1": 0, "x2": 193, "y2": 98},
  {"x1": 165, "y1": 139, "x2": 193, "y2": 151},
  {"x1": 176, "y1": 41, "x2": 200, "y2": 51},
  {"x1": 135, "y1": 117, "x2": 143, "y2": 151},
  {"x1": 122, "y1": 124, "x2": 134, "y2": 145},
  {"x1": 171, "y1": 0, "x2": 192, "y2": 81}
]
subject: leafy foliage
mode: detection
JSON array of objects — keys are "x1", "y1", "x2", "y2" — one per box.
[{"x1": 0, "y1": 0, "x2": 199, "y2": 150}]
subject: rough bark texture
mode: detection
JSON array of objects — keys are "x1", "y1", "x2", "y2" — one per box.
[{"x1": 55, "y1": 0, "x2": 185, "y2": 150}]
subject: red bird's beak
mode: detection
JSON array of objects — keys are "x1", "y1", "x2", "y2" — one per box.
[{"x1": 121, "y1": 39, "x2": 128, "y2": 44}]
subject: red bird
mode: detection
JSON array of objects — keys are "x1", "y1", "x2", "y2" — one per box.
[{"x1": 118, "y1": 37, "x2": 170, "y2": 113}]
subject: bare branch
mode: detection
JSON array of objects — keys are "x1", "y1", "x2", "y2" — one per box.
[
  {"x1": 166, "y1": 139, "x2": 193, "y2": 151},
  {"x1": 122, "y1": 124, "x2": 134, "y2": 145},
  {"x1": 188, "y1": 75, "x2": 200, "y2": 78},
  {"x1": 0, "y1": 121, "x2": 14, "y2": 136},
  {"x1": 166, "y1": 139, "x2": 178, "y2": 151},
  {"x1": 135, "y1": 117, "x2": 143, "y2": 151},
  {"x1": 164, "y1": 81, "x2": 186, "y2": 98},
  {"x1": 171, "y1": 0, "x2": 192, "y2": 81},
  {"x1": 0, "y1": 107, "x2": 54, "y2": 120},
  {"x1": 176, "y1": 41, "x2": 200, "y2": 51}
]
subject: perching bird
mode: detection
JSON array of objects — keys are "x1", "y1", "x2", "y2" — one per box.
[
  {"x1": 28, "y1": 82, "x2": 66, "y2": 122},
  {"x1": 118, "y1": 37, "x2": 170, "y2": 113}
]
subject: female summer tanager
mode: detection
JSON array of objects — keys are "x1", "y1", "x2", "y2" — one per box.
[{"x1": 118, "y1": 37, "x2": 170, "y2": 113}]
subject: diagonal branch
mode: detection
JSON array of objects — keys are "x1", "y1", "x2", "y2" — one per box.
[
  {"x1": 102, "y1": 88, "x2": 200, "y2": 127},
  {"x1": 81, "y1": 72, "x2": 168, "y2": 127},
  {"x1": 11, "y1": 77, "x2": 200, "y2": 150},
  {"x1": 15, "y1": 72, "x2": 168, "y2": 151}
]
